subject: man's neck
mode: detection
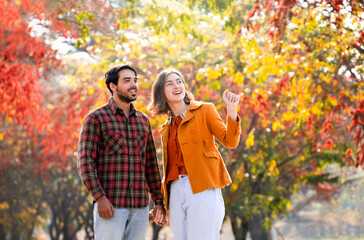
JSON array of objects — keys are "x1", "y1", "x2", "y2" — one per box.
[{"x1": 113, "y1": 96, "x2": 131, "y2": 117}]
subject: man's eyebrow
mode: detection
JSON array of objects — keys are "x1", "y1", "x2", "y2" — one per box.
[{"x1": 122, "y1": 77, "x2": 138, "y2": 80}]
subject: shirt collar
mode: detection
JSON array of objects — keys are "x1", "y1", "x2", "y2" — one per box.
[
  {"x1": 108, "y1": 97, "x2": 136, "y2": 116},
  {"x1": 167, "y1": 108, "x2": 188, "y2": 125}
]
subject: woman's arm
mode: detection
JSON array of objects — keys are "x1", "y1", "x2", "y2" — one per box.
[{"x1": 207, "y1": 90, "x2": 241, "y2": 148}]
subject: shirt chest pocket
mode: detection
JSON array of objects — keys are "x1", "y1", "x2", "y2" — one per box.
[
  {"x1": 104, "y1": 131, "x2": 126, "y2": 154},
  {"x1": 137, "y1": 131, "x2": 149, "y2": 154}
]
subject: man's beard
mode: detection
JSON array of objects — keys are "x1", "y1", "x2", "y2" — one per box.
[{"x1": 116, "y1": 86, "x2": 137, "y2": 103}]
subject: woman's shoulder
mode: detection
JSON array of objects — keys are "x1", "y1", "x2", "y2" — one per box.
[{"x1": 190, "y1": 100, "x2": 214, "y2": 109}]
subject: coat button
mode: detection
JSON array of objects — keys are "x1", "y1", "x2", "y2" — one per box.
[
  {"x1": 190, "y1": 128, "x2": 196, "y2": 134},
  {"x1": 193, "y1": 138, "x2": 199, "y2": 144}
]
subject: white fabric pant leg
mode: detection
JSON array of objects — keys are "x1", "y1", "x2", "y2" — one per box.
[
  {"x1": 169, "y1": 175, "x2": 225, "y2": 240},
  {"x1": 93, "y1": 203, "x2": 148, "y2": 240}
]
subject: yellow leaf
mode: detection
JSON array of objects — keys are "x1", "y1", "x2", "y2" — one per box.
[
  {"x1": 234, "y1": 72, "x2": 245, "y2": 84},
  {"x1": 207, "y1": 68, "x2": 221, "y2": 80},
  {"x1": 282, "y1": 112, "x2": 294, "y2": 122},
  {"x1": 88, "y1": 88, "x2": 95, "y2": 95},
  {"x1": 246, "y1": 133, "x2": 254, "y2": 147},
  {"x1": 0, "y1": 203, "x2": 9, "y2": 210},
  {"x1": 268, "y1": 160, "x2": 277, "y2": 172},
  {"x1": 231, "y1": 181, "x2": 238, "y2": 191},
  {"x1": 312, "y1": 104, "x2": 320, "y2": 115},
  {"x1": 0, "y1": 133, "x2": 3, "y2": 141},
  {"x1": 47, "y1": 104, "x2": 54, "y2": 110},
  {"x1": 272, "y1": 121, "x2": 281, "y2": 131},
  {"x1": 236, "y1": 165, "x2": 245, "y2": 181}
]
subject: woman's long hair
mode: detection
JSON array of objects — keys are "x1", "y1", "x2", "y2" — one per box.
[{"x1": 148, "y1": 68, "x2": 194, "y2": 116}]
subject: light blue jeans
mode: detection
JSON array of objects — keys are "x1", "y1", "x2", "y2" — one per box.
[{"x1": 93, "y1": 203, "x2": 148, "y2": 240}]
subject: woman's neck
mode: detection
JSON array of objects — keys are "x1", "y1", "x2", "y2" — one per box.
[{"x1": 168, "y1": 101, "x2": 189, "y2": 116}]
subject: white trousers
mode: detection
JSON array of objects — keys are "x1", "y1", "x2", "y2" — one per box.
[{"x1": 169, "y1": 175, "x2": 225, "y2": 240}]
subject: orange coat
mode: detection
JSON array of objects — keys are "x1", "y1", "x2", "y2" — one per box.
[{"x1": 159, "y1": 101, "x2": 241, "y2": 211}]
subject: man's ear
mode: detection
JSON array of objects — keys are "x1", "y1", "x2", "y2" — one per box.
[{"x1": 110, "y1": 82, "x2": 117, "y2": 92}]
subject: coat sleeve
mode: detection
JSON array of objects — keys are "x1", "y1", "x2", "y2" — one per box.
[{"x1": 206, "y1": 103, "x2": 241, "y2": 148}]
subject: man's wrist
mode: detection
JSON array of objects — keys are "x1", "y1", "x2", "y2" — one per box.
[
  {"x1": 154, "y1": 199, "x2": 164, "y2": 206},
  {"x1": 96, "y1": 195, "x2": 106, "y2": 202}
]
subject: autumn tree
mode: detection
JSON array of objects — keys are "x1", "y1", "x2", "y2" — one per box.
[
  {"x1": 0, "y1": 0, "x2": 110, "y2": 238},
  {"x1": 185, "y1": 1, "x2": 363, "y2": 239},
  {"x1": 1, "y1": 0, "x2": 363, "y2": 240}
]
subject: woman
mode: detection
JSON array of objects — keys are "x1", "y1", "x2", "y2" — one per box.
[{"x1": 148, "y1": 68, "x2": 241, "y2": 240}]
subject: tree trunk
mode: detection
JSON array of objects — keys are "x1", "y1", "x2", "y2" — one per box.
[
  {"x1": 248, "y1": 215, "x2": 271, "y2": 240},
  {"x1": 228, "y1": 213, "x2": 249, "y2": 240},
  {"x1": 151, "y1": 222, "x2": 163, "y2": 240},
  {"x1": 0, "y1": 224, "x2": 5, "y2": 240}
]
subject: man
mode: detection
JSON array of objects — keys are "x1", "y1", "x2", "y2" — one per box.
[{"x1": 77, "y1": 64, "x2": 166, "y2": 240}]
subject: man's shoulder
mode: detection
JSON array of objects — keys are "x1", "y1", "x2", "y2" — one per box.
[
  {"x1": 134, "y1": 109, "x2": 150, "y2": 121},
  {"x1": 84, "y1": 103, "x2": 111, "y2": 121}
]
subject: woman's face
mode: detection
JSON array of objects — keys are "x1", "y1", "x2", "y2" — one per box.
[{"x1": 164, "y1": 73, "x2": 186, "y2": 104}]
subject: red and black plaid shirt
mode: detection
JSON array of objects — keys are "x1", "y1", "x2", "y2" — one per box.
[{"x1": 77, "y1": 97, "x2": 163, "y2": 208}]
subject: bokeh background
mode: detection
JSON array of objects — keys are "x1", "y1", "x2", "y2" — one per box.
[{"x1": 1, "y1": 0, "x2": 364, "y2": 239}]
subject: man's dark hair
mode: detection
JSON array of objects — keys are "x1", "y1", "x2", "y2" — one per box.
[{"x1": 105, "y1": 64, "x2": 137, "y2": 95}]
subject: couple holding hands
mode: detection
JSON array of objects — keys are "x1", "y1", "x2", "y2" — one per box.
[{"x1": 77, "y1": 64, "x2": 241, "y2": 240}]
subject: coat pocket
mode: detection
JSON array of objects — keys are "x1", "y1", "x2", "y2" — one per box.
[
  {"x1": 104, "y1": 132, "x2": 125, "y2": 154},
  {"x1": 203, "y1": 151, "x2": 219, "y2": 159},
  {"x1": 203, "y1": 151, "x2": 219, "y2": 167}
]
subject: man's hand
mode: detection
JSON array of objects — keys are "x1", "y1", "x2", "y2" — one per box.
[
  {"x1": 149, "y1": 205, "x2": 168, "y2": 226},
  {"x1": 97, "y1": 196, "x2": 115, "y2": 219}
]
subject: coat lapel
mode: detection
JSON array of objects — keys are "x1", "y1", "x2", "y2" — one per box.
[
  {"x1": 159, "y1": 122, "x2": 169, "y2": 174},
  {"x1": 181, "y1": 101, "x2": 202, "y2": 125}
]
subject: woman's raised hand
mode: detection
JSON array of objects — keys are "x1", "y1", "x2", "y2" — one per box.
[{"x1": 223, "y1": 90, "x2": 239, "y2": 121}]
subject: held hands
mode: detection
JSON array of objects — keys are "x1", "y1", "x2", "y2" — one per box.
[
  {"x1": 149, "y1": 205, "x2": 168, "y2": 226},
  {"x1": 97, "y1": 196, "x2": 115, "y2": 218},
  {"x1": 223, "y1": 89, "x2": 240, "y2": 121},
  {"x1": 97, "y1": 195, "x2": 168, "y2": 225}
]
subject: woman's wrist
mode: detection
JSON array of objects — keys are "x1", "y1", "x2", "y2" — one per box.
[{"x1": 227, "y1": 107, "x2": 238, "y2": 121}]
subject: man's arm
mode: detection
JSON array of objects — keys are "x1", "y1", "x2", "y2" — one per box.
[
  {"x1": 77, "y1": 115, "x2": 115, "y2": 218},
  {"x1": 144, "y1": 122, "x2": 164, "y2": 202},
  {"x1": 77, "y1": 115, "x2": 105, "y2": 200}
]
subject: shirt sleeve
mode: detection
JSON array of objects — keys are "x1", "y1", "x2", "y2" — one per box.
[
  {"x1": 207, "y1": 103, "x2": 241, "y2": 148},
  {"x1": 144, "y1": 121, "x2": 163, "y2": 202},
  {"x1": 77, "y1": 114, "x2": 106, "y2": 201}
]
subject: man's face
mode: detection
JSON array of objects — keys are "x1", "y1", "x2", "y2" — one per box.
[{"x1": 113, "y1": 69, "x2": 138, "y2": 103}]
